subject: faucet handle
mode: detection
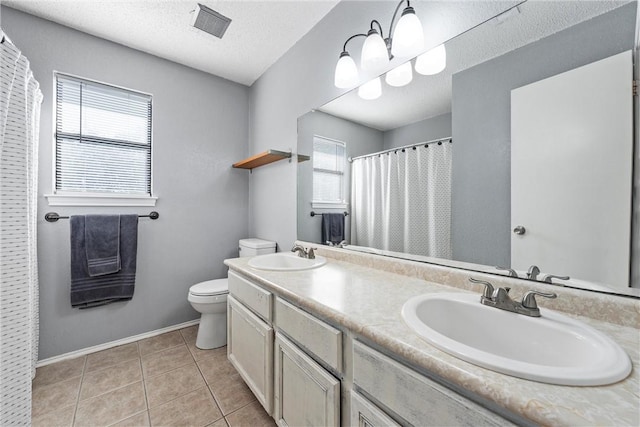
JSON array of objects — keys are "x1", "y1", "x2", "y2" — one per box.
[
  {"x1": 469, "y1": 278, "x2": 495, "y2": 298},
  {"x1": 307, "y1": 247, "x2": 317, "y2": 259},
  {"x1": 522, "y1": 290, "x2": 557, "y2": 309},
  {"x1": 541, "y1": 274, "x2": 570, "y2": 283},
  {"x1": 495, "y1": 266, "x2": 518, "y2": 278}
]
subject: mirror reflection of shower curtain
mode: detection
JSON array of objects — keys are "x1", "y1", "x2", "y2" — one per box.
[
  {"x1": 0, "y1": 30, "x2": 42, "y2": 425},
  {"x1": 351, "y1": 143, "x2": 452, "y2": 258}
]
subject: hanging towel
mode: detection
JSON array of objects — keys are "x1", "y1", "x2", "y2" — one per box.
[
  {"x1": 85, "y1": 215, "x2": 121, "y2": 276},
  {"x1": 321, "y1": 213, "x2": 345, "y2": 245},
  {"x1": 70, "y1": 214, "x2": 139, "y2": 309}
]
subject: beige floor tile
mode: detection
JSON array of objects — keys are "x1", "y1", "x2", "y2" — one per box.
[
  {"x1": 32, "y1": 404, "x2": 75, "y2": 427},
  {"x1": 141, "y1": 344, "x2": 193, "y2": 378},
  {"x1": 86, "y1": 343, "x2": 139, "y2": 373},
  {"x1": 186, "y1": 340, "x2": 223, "y2": 361},
  {"x1": 196, "y1": 349, "x2": 235, "y2": 385},
  {"x1": 209, "y1": 375, "x2": 255, "y2": 415},
  {"x1": 74, "y1": 381, "x2": 146, "y2": 427},
  {"x1": 145, "y1": 362, "x2": 206, "y2": 408},
  {"x1": 149, "y1": 387, "x2": 222, "y2": 427},
  {"x1": 80, "y1": 359, "x2": 142, "y2": 401},
  {"x1": 207, "y1": 418, "x2": 228, "y2": 427},
  {"x1": 108, "y1": 410, "x2": 150, "y2": 427},
  {"x1": 32, "y1": 376, "x2": 82, "y2": 418},
  {"x1": 138, "y1": 331, "x2": 185, "y2": 356},
  {"x1": 180, "y1": 325, "x2": 198, "y2": 343},
  {"x1": 225, "y1": 401, "x2": 275, "y2": 427},
  {"x1": 33, "y1": 356, "x2": 86, "y2": 388}
]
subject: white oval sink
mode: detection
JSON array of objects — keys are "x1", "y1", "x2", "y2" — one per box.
[
  {"x1": 401, "y1": 292, "x2": 631, "y2": 386},
  {"x1": 248, "y1": 252, "x2": 327, "y2": 271}
]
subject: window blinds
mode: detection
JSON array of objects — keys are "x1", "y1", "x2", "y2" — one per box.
[
  {"x1": 313, "y1": 136, "x2": 346, "y2": 203},
  {"x1": 55, "y1": 74, "x2": 152, "y2": 195}
]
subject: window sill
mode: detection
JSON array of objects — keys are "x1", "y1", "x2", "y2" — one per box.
[
  {"x1": 45, "y1": 193, "x2": 157, "y2": 207},
  {"x1": 311, "y1": 201, "x2": 349, "y2": 210}
]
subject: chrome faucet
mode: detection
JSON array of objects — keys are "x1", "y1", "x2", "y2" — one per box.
[
  {"x1": 290, "y1": 244, "x2": 317, "y2": 259},
  {"x1": 527, "y1": 265, "x2": 541, "y2": 280},
  {"x1": 495, "y1": 266, "x2": 518, "y2": 278},
  {"x1": 291, "y1": 244, "x2": 307, "y2": 258},
  {"x1": 469, "y1": 278, "x2": 557, "y2": 317}
]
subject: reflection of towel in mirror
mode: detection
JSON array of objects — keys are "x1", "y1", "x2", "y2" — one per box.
[
  {"x1": 321, "y1": 213, "x2": 345, "y2": 245},
  {"x1": 70, "y1": 214, "x2": 139, "y2": 309},
  {"x1": 85, "y1": 215, "x2": 121, "y2": 276}
]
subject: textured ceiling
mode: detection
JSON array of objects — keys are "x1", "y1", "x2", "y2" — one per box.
[
  {"x1": 2, "y1": 0, "x2": 339, "y2": 86},
  {"x1": 320, "y1": 0, "x2": 633, "y2": 131}
]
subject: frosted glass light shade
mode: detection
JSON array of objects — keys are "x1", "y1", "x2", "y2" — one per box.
[
  {"x1": 385, "y1": 61, "x2": 413, "y2": 87},
  {"x1": 391, "y1": 7, "x2": 424, "y2": 58},
  {"x1": 358, "y1": 77, "x2": 382, "y2": 100},
  {"x1": 361, "y1": 29, "x2": 389, "y2": 73},
  {"x1": 415, "y1": 44, "x2": 447, "y2": 75},
  {"x1": 334, "y1": 52, "x2": 359, "y2": 88}
]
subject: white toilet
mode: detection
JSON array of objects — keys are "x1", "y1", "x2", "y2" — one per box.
[{"x1": 187, "y1": 238, "x2": 276, "y2": 349}]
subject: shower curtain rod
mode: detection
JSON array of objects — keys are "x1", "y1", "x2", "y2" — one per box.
[{"x1": 348, "y1": 136, "x2": 452, "y2": 163}]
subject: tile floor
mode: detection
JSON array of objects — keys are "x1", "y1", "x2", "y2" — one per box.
[{"x1": 32, "y1": 325, "x2": 276, "y2": 427}]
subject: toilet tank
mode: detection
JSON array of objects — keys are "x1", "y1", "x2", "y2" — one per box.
[{"x1": 239, "y1": 238, "x2": 276, "y2": 257}]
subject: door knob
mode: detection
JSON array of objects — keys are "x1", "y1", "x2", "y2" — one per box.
[{"x1": 513, "y1": 225, "x2": 526, "y2": 235}]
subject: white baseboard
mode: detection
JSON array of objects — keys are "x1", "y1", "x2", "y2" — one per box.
[{"x1": 36, "y1": 319, "x2": 200, "y2": 368}]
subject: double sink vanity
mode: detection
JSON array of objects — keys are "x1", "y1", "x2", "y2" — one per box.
[{"x1": 224, "y1": 244, "x2": 639, "y2": 427}]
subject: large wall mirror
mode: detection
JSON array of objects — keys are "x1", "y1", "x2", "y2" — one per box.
[{"x1": 297, "y1": 0, "x2": 640, "y2": 298}]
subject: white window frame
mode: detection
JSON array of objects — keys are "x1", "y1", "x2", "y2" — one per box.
[
  {"x1": 311, "y1": 135, "x2": 348, "y2": 209},
  {"x1": 45, "y1": 71, "x2": 157, "y2": 207}
]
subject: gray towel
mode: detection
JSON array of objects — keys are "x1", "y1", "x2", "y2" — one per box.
[
  {"x1": 321, "y1": 213, "x2": 345, "y2": 245},
  {"x1": 70, "y1": 214, "x2": 139, "y2": 309},
  {"x1": 85, "y1": 215, "x2": 121, "y2": 276}
]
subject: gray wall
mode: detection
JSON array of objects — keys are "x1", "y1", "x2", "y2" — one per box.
[
  {"x1": 451, "y1": 3, "x2": 636, "y2": 267},
  {"x1": 1, "y1": 7, "x2": 250, "y2": 359},
  {"x1": 383, "y1": 113, "x2": 452, "y2": 150},
  {"x1": 297, "y1": 111, "x2": 383, "y2": 244}
]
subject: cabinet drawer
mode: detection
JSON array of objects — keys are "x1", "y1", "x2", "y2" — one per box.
[
  {"x1": 350, "y1": 391, "x2": 400, "y2": 427},
  {"x1": 274, "y1": 297, "x2": 342, "y2": 372},
  {"x1": 228, "y1": 270, "x2": 272, "y2": 322},
  {"x1": 353, "y1": 341, "x2": 513, "y2": 427},
  {"x1": 227, "y1": 295, "x2": 273, "y2": 414}
]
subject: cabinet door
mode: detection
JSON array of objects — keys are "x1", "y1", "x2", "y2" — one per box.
[
  {"x1": 350, "y1": 391, "x2": 400, "y2": 427},
  {"x1": 227, "y1": 295, "x2": 274, "y2": 415},
  {"x1": 274, "y1": 333, "x2": 340, "y2": 427}
]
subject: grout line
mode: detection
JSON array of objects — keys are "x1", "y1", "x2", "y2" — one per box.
[
  {"x1": 105, "y1": 410, "x2": 148, "y2": 427},
  {"x1": 70, "y1": 355, "x2": 88, "y2": 426}
]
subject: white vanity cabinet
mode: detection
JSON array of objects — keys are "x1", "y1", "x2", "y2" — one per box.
[
  {"x1": 353, "y1": 341, "x2": 515, "y2": 426},
  {"x1": 227, "y1": 271, "x2": 274, "y2": 414},
  {"x1": 274, "y1": 333, "x2": 340, "y2": 427}
]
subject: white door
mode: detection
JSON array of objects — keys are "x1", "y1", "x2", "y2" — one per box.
[{"x1": 511, "y1": 50, "x2": 633, "y2": 289}]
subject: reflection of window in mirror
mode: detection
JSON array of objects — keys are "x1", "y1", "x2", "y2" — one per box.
[{"x1": 312, "y1": 136, "x2": 347, "y2": 209}]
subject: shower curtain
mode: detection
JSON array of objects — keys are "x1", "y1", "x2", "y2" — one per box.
[
  {"x1": 351, "y1": 142, "x2": 452, "y2": 258},
  {"x1": 0, "y1": 30, "x2": 42, "y2": 425}
]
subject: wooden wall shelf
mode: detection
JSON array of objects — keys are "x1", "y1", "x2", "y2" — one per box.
[{"x1": 233, "y1": 149, "x2": 292, "y2": 170}]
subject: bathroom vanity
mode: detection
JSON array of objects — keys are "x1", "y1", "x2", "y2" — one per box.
[{"x1": 224, "y1": 246, "x2": 639, "y2": 426}]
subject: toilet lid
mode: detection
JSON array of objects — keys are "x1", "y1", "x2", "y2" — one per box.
[{"x1": 189, "y1": 279, "x2": 228, "y2": 296}]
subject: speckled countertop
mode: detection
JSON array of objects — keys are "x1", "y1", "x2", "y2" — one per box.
[{"x1": 224, "y1": 248, "x2": 640, "y2": 427}]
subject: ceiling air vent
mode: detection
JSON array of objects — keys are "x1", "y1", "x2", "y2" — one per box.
[{"x1": 192, "y1": 3, "x2": 232, "y2": 39}]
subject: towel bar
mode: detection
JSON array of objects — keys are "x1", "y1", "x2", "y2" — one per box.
[
  {"x1": 45, "y1": 211, "x2": 159, "y2": 223},
  {"x1": 310, "y1": 211, "x2": 348, "y2": 217}
]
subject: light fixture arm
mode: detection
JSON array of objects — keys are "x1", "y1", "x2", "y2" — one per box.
[
  {"x1": 342, "y1": 33, "x2": 367, "y2": 53},
  {"x1": 370, "y1": 19, "x2": 385, "y2": 38}
]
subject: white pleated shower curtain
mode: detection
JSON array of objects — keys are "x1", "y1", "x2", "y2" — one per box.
[
  {"x1": 0, "y1": 30, "x2": 42, "y2": 425},
  {"x1": 351, "y1": 142, "x2": 452, "y2": 258}
]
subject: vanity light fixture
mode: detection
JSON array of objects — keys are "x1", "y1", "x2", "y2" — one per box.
[
  {"x1": 358, "y1": 77, "x2": 382, "y2": 100},
  {"x1": 334, "y1": 0, "x2": 444, "y2": 98},
  {"x1": 415, "y1": 43, "x2": 447, "y2": 75}
]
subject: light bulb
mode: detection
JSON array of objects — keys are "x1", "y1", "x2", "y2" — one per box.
[
  {"x1": 391, "y1": 7, "x2": 424, "y2": 58},
  {"x1": 360, "y1": 29, "x2": 389, "y2": 73},
  {"x1": 358, "y1": 77, "x2": 382, "y2": 100},
  {"x1": 385, "y1": 61, "x2": 413, "y2": 87},
  {"x1": 334, "y1": 51, "x2": 359, "y2": 88},
  {"x1": 415, "y1": 44, "x2": 446, "y2": 75}
]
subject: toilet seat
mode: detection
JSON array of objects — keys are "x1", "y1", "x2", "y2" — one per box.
[{"x1": 189, "y1": 278, "x2": 228, "y2": 296}]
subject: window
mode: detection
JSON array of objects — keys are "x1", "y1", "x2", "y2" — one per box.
[
  {"x1": 48, "y1": 73, "x2": 154, "y2": 206},
  {"x1": 312, "y1": 136, "x2": 346, "y2": 207}
]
